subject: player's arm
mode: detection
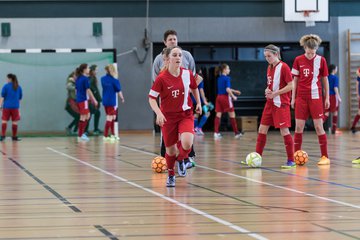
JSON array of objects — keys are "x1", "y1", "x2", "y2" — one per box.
[
  {"x1": 149, "y1": 97, "x2": 166, "y2": 127},
  {"x1": 291, "y1": 76, "x2": 298, "y2": 109},
  {"x1": 0, "y1": 97, "x2": 3, "y2": 110},
  {"x1": 195, "y1": 74, "x2": 203, "y2": 86},
  {"x1": 191, "y1": 88, "x2": 202, "y2": 115},
  {"x1": 86, "y1": 88, "x2": 98, "y2": 107},
  {"x1": 231, "y1": 88, "x2": 241, "y2": 95},
  {"x1": 118, "y1": 91, "x2": 125, "y2": 103},
  {"x1": 356, "y1": 80, "x2": 360, "y2": 99},
  {"x1": 266, "y1": 81, "x2": 293, "y2": 99},
  {"x1": 199, "y1": 88, "x2": 209, "y2": 105},
  {"x1": 322, "y1": 76, "x2": 330, "y2": 109},
  {"x1": 226, "y1": 87, "x2": 237, "y2": 100}
]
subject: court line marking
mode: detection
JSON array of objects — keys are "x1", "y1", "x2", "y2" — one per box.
[
  {"x1": 118, "y1": 145, "x2": 360, "y2": 210},
  {"x1": 47, "y1": 147, "x2": 268, "y2": 240}
]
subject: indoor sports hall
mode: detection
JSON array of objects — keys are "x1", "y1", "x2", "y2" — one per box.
[{"x1": 0, "y1": 0, "x2": 359, "y2": 239}]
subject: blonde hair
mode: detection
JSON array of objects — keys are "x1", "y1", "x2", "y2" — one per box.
[
  {"x1": 105, "y1": 64, "x2": 118, "y2": 78},
  {"x1": 299, "y1": 34, "x2": 322, "y2": 49},
  {"x1": 264, "y1": 44, "x2": 281, "y2": 60}
]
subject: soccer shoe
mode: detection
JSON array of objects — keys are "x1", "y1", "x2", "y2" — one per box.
[
  {"x1": 317, "y1": 156, "x2": 330, "y2": 165},
  {"x1": 78, "y1": 134, "x2": 89, "y2": 142},
  {"x1": 12, "y1": 136, "x2": 21, "y2": 141},
  {"x1": 234, "y1": 132, "x2": 244, "y2": 139},
  {"x1": 166, "y1": 175, "x2": 176, "y2": 187},
  {"x1": 281, "y1": 160, "x2": 296, "y2": 169},
  {"x1": 177, "y1": 160, "x2": 187, "y2": 177},
  {"x1": 184, "y1": 157, "x2": 196, "y2": 169},
  {"x1": 351, "y1": 157, "x2": 360, "y2": 164},
  {"x1": 110, "y1": 135, "x2": 120, "y2": 142},
  {"x1": 351, "y1": 127, "x2": 357, "y2": 134},
  {"x1": 103, "y1": 136, "x2": 111, "y2": 141},
  {"x1": 214, "y1": 133, "x2": 222, "y2": 139}
]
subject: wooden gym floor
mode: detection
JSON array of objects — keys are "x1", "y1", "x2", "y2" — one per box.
[{"x1": 0, "y1": 131, "x2": 359, "y2": 240}]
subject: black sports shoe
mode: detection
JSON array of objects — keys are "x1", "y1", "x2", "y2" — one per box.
[
  {"x1": 184, "y1": 157, "x2": 196, "y2": 169},
  {"x1": 0, "y1": 136, "x2": 5, "y2": 141},
  {"x1": 176, "y1": 160, "x2": 187, "y2": 177},
  {"x1": 12, "y1": 136, "x2": 21, "y2": 141},
  {"x1": 351, "y1": 127, "x2": 357, "y2": 134},
  {"x1": 166, "y1": 175, "x2": 176, "y2": 187}
]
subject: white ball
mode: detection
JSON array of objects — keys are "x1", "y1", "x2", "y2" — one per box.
[{"x1": 245, "y1": 152, "x2": 262, "y2": 168}]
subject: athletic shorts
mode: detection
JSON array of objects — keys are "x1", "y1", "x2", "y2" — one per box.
[
  {"x1": 325, "y1": 95, "x2": 339, "y2": 113},
  {"x1": 104, "y1": 106, "x2": 117, "y2": 115},
  {"x1": 260, "y1": 102, "x2": 291, "y2": 128},
  {"x1": 77, "y1": 100, "x2": 90, "y2": 115},
  {"x1": 295, "y1": 96, "x2": 324, "y2": 120},
  {"x1": 2, "y1": 108, "x2": 20, "y2": 121},
  {"x1": 162, "y1": 110, "x2": 194, "y2": 147},
  {"x1": 215, "y1": 94, "x2": 234, "y2": 112}
]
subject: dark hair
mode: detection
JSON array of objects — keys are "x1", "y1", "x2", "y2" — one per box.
[
  {"x1": 163, "y1": 29, "x2": 177, "y2": 41},
  {"x1": 75, "y1": 63, "x2": 88, "y2": 77},
  {"x1": 328, "y1": 64, "x2": 337, "y2": 73},
  {"x1": 7, "y1": 73, "x2": 19, "y2": 90},
  {"x1": 215, "y1": 63, "x2": 229, "y2": 77}
]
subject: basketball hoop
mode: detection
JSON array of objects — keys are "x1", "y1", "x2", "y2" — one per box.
[{"x1": 303, "y1": 10, "x2": 316, "y2": 27}]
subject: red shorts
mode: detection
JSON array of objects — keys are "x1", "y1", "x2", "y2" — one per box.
[
  {"x1": 161, "y1": 110, "x2": 194, "y2": 147},
  {"x1": 2, "y1": 109, "x2": 20, "y2": 121},
  {"x1": 215, "y1": 94, "x2": 234, "y2": 112},
  {"x1": 104, "y1": 106, "x2": 117, "y2": 115},
  {"x1": 295, "y1": 96, "x2": 324, "y2": 120},
  {"x1": 77, "y1": 101, "x2": 90, "y2": 115},
  {"x1": 325, "y1": 95, "x2": 339, "y2": 113},
  {"x1": 260, "y1": 102, "x2": 291, "y2": 128}
]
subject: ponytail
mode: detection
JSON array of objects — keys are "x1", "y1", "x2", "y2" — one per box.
[
  {"x1": 75, "y1": 63, "x2": 88, "y2": 78},
  {"x1": 215, "y1": 63, "x2": 229, "y2": 77},
  {"x1": 7, "y1": 73, "x2": 19, "y2": 90}
]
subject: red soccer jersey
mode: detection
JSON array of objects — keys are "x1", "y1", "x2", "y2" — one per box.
[
  {"x1": 291, "y1": 54, "x2": 329, "y2": 99},
  {"x1": 149, "y1": 68, "x2": 197, "y2": 113},
  {"x1": 267, "y1": 61, "x2": 292, "y2": 107}
]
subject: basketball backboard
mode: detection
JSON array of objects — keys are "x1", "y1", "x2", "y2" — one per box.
[{"x1": 283, "y1": 0, "x2": 329, "y2": 23}]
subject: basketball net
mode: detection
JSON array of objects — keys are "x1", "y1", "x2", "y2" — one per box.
[{"x1": 303, "y1": 10, "x2": 316, "y2": 27}]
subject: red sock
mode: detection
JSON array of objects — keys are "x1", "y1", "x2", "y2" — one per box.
[
  {"x1": 12, "y1": 124, "x2": 18, "y2": 137},
  {"x1": 332, "y1": 115, "x2": 338, "y2": 132},
  {"x1": 177, "y1": 142, "x2": 191, "y2": 161},
  {"x1": 294, "y1": 133, "x2": 303, "y2": 152},
  {"x1": 110, "y1": 120, "x2": 115, "y2": 135},
  {"x1": 230, "y1": 117, "x2": 239, "y2": 134},
  {"x1": 1, "y1": 123, "x2": 6, "y2": 136},
  {"x1": 78, "y1": 120, "x2": 86, "y2": 137},
  {"x1": 352, "y1": 114, "x2": 360, "y2": 128},
  {"x1": 255, "y1": 133, "x2": 267, "y2": 156},
  {"x1": 318, "y1": 134, "x2": 328, "y2": 158},
  {"x1": 283, "y1": 134, "x2": 294, "y2": 161},
  {"x1": 104, "y1": 120, "x2": 111, "y2": 137},
  {"x1": 165, "y1": 153, "x2": 176, "y2": 176},
  {"x1": 214, "y1": 117, "x2": 220, "y2": 133}
]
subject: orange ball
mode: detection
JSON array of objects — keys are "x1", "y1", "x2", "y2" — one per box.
[
  {"x1": 151, "y1": 156, "x2": 167, "y2": 173},
  {"x1": 294, "y1": 150, "x2": 309, "y2": 166}
]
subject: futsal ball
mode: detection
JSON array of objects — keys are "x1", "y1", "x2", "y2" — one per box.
[
  {"x1": 151, "y1": 156, "x2": 167, "y2": 173},
  {"x1": 245, "y1": 152, "x2": 262, "y2": 168},
  {"x1": 294, "y1": 150, "x2": 309, "y2": 166}
]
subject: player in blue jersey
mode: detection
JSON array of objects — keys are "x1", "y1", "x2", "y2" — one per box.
[
  {"x1": 324, "y1": 64, "x2": 341, "y2": 134},
  {"x1": 75, "y1": 63, "x2": 98, "y2": 142},
  {"x1": 214, "y1": 63, "x2": 242, "y2": 139},
  {"x1": 0, "y1": 74, "x2": 23, "y2": 141},
  {"x1": 101, "y1": 64, "x2": 124, "y2": 141}
]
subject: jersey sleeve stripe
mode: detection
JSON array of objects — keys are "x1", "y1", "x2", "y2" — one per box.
[
  {"x1": 291, "y1": 68, "x2": 299, "y2": 76},
  {"x1": 149, "y1": 89, "x2": 159, "y2": 98}
]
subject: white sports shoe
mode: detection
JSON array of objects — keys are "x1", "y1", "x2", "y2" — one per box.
[{"x1": 214, "y1": 133, "x2": 222, "y2": 139}]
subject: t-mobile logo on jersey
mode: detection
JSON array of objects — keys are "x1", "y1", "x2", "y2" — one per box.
[
  {"x1": 303, "y1": 69, "x2": 310, "y2": 77},
  {"x1": 172, "y1": 89, "x2": 180, "y2": 98}
]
